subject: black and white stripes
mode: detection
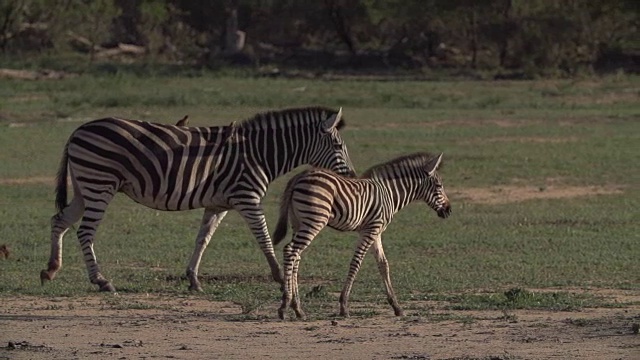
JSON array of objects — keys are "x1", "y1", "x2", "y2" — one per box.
[
  {"x1": 41, "y1": 107, "x2": 356, "y2": 292},
  {"x1": 272, "y1": 152, "x2": 451, "y2": 319}
]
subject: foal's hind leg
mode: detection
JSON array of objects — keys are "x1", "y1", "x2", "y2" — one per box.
[
  {"x1": 40, "y1": 194, "x2": 84, "y2": 284},
  {"x1": 279, "y1": 218, "x2": 327, "y2": 320}
]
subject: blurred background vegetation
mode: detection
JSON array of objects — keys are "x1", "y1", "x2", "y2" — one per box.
[{"x1": 0, "y1": 0, "x2": 638, "y2": 78}]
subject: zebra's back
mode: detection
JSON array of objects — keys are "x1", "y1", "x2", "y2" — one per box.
[{"x1": 67, "y1": 117, "x2": 239, "y2": 210}]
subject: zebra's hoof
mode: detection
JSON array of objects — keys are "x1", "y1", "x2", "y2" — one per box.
[
  {"x1": 188, "y1": 284, "x2": 203, "y2": 292},
  {"x1": 99, "y1": 282, "x2": 116, "y2": 292},
  {"x1": 278, "y1": 308, "x2": 287, "y2": 320},
  {"x1": 39, "y1": 270, "x2": 53, "y2": 285}
]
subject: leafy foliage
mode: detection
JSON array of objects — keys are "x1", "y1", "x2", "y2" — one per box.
[{"x1": 0, "y1": 0, "x2": 637, "y2": 76}]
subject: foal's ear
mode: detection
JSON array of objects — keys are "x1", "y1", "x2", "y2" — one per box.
[
  {"x1": 425, "y1": 153, "x2": 443, "y2": 176},
  {"x1": 321, "y1": 107, "x2": 343, "y2": 132}
]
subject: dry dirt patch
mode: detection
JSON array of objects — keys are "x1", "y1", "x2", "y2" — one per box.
[
  {"x1": 453, "y1": 185, "x2": 624, "y2": 205},
  {"x1": 0, "y1": 176, "x2": 54, "y2": 186},
  {"x1": 0, "y1": 291, "x2": 638, "y2": 360},
  {"x1": 350, "y1": 118, "x2": 535, "y2": 130},
  {"x1": 463, "y1": 135, "x2": 579, "y2": 145}
]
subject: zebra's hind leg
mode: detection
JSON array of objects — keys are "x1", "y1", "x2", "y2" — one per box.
[
  {"x1": 77, "y1": 192, "x2": 117, "y2": 292},
  {"x1": 339, "y1": 230, "x2": 378, "y2": 317},
  {"x1": 372, "y1": 235, "x2": 403, "y2": 316},
  {"x1": 186, "y1": 209, "x2": 228, "y2": 291},
  {"x1": 40, "y1": 195, "x2": 84, "y2": 284}
]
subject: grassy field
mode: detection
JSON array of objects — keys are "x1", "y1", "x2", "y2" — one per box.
[{"x1": 0, "y1": 71, "x2": 638, "y2": 319}]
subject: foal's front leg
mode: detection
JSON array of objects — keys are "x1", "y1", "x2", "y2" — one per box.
[
  {"x1": 372, "y1": 235, "x2": 403, "y2": 316},
  {"x1": 339, "y1": 230, "x2": 378, "y2": 317}
]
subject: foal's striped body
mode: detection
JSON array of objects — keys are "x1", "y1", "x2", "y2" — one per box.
[{"x1": 273, "y1": 152, "x2": 451, "y2": 319}]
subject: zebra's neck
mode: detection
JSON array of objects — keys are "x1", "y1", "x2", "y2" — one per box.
[{"x1": 244, "y1": 127, "x2": 314, "y2": 182}]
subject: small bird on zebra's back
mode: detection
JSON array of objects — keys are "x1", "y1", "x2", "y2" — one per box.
[
  {"x1": 175, "y1": 115, "x2": 238, "y2": 145},
  {"x1": 175, "y1": 115, "x2": 189, "y2": 126},
  {"x1": 273, "y1": 152, "x2": 451, "y2": 320}
]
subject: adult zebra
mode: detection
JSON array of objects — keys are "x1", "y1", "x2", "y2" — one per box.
[
  {"x1": 41, "y1": 107, "x2": 356, "y2": 292},
  {"x1": 273, "y1": 152, "x2": 451, "y2": 319}
]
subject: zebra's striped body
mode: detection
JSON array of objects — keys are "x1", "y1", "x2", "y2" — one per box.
[
  {"x1": 41, "y1": 107, "x2": 356, "y2": 292},
  {"x1": 273, "y1": 152, "x2": 451, "y2": 319}
]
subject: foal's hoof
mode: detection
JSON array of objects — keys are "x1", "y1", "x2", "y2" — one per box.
[{"x1": 188, "y1": 284, "x2": 203, "y2": 292}]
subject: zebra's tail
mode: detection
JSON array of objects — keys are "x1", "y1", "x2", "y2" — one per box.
[
  {"x1": 55, "y1": 141, "x2": 70, "y2": 212},
  {"x1": 273, "y1": 174, "x2": 302, "y2": 246}
]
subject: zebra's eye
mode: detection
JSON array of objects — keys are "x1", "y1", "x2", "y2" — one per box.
[{"x1": 333, "y1": 143, "x2": 344, "y2": 150}]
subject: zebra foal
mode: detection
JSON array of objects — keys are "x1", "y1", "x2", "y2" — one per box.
[
  {"x1": 273, "y1": 152, "x2": 451, "y2": 319},
  {"x1": 41, "y1": 107, "x2": 356, "y2": 292}
]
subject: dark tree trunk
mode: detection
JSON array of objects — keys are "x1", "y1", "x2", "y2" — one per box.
[
  {"x1": 498, "y1": 0, "x2": 512, "y2": 67},
  {"x1": 470, "y1": 8, "x2": 478, "y2": 69},
  {"x1": 223, "y1": 1, "x2": 245, "y2": 55},
  {"x1": 111, "y1": 0, "x2": 146, "y2": 46},
  {"x1": 325, "y1": 0, "x2": 357, "y2": 55}
]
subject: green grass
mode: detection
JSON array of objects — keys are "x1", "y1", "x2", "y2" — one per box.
[{"x1": 0, "y1": 73, "x2": 638, "y2": 318}]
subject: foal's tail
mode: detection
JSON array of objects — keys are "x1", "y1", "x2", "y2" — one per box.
[
  {"x1": 272, "y1": 172, "x2": 304, "y2": 246},
  {"x1": 55, "y1": 141, "x2": 70, "y2": 212}
]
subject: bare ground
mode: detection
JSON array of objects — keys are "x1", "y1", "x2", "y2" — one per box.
[
  {"x1": 0, "y1": 180, "x2": 636, "y2": 359},
  {"x1": 452, "y1": 184, "x2": 625, "y2": 205},
  {"x1": 1, "y1": 289, "x2": 638, "y2": 360}
]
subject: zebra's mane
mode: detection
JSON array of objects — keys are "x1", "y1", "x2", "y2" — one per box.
[
  {"x1": 237, "y1": 106, "x2": 345, "y2": 130},
  {"x1": 360, "y1": 152, "x2": 440, "y2": 179}
]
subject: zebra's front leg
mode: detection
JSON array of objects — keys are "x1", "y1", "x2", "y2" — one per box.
[
  {"x1": 186, "y1": 209, "x2": 228, "y2": 291},
  {"x1": 236, "y1": 204, "x2": 283, "y2": 285},
  {"x1": 372, "y1": 235, "x2": 403, "y2": 316},
  {"x1": 339, "y1": 231, "x2": 377, "y2": 317}
]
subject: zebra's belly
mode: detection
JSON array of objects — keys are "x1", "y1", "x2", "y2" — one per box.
[
  {"x1": 328, "y1": 215, "x2": 362, "y2": 232},
  {"x1": 120, "y1": 181, "x2": 229, "y2": 211}
]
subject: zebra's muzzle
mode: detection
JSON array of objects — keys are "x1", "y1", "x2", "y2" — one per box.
[{"x1": 437, "y1": 205, "x2": 451, "y2": 219}]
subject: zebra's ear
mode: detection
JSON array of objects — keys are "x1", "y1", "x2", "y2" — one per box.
[
  {"x1": 425, "y1": 153, "x2": 443, "y2": 176},
  {"x1": 321, "y1": 107, "x2": 343, "y2": 132}
]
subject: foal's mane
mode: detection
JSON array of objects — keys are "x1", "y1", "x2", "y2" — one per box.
[{"x1": 360, "y1": 152, "x2": 440, "y2": 179}]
